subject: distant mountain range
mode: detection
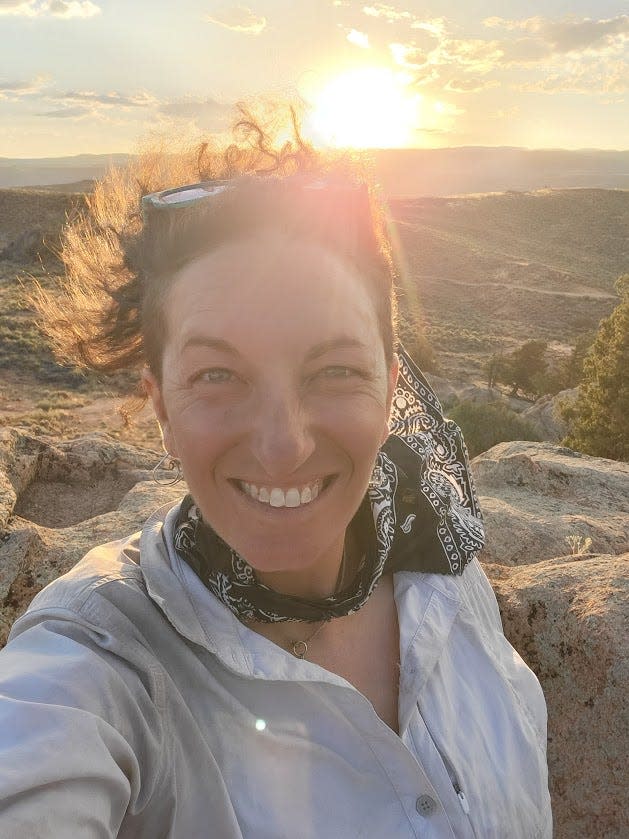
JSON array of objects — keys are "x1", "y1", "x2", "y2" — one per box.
[{"x1": 1, "y1": 148, "x2": 628, "y2": 197}]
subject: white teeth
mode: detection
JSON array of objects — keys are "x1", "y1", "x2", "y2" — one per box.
[
  {"x1": 285, "y1": 488, "x2": 301, "y2": 507},
  {"x1": 239, "y1": 479, "x2": 325, "y2": 508},
  {"x1": 269, "y1": 488, "x2": 285, "y2": 507}
]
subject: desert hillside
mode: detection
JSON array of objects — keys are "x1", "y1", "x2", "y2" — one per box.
[
  {"x1": 0, "y1": 181, "x2": 627, "y2": 839},
  {"x1": 0, "y1": 183, "x2": 627, "y2": 442},
  {"x1": 390, "y1": 188, "x2": 628, "y2": 379},
  {"x1": 3, "y1": 147, "x2": 629, "y2": 193}
]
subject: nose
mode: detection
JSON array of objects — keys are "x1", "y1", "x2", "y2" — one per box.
[{"x1": 249, "y1": 385, "x2": 316, "y2": 479}]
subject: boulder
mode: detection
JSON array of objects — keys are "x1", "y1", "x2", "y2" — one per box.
[
  {"x1": 472, "y1": 440, "x2": 629, "y2": 565},
  {"x1": 1, "y1": 429, "x2": 628, "y2": 837},
  {"x1": 0, "y1": 428, "x2": 185, "y2": 645},
  {"x1": 523, "y1": 388, "x2": 577, "y2": 442},
  {"x1": 427, "y1": 373, "x2": 531, "y2": 413},
  {"x1": 486, "y1": 555, "x2": 628, "y2": 839}
]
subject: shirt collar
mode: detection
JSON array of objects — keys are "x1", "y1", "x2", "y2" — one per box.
[{"x1": 139, "y1": 500, "x2": 464, "y2": 689}]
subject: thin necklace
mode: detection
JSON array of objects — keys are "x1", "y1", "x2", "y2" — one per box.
[
  {"x1": 288, "y1": 549, "x2": 348, "y2": 659},
  {"x1": 246, "y1": 548, "x2": 350, "y2": 660},
  {"x1": 290, "y1": 619, "x2": 329, "y2": 659}
]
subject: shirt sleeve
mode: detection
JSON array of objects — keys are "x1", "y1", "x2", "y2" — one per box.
[
  {"x1": 460, "y1": 557, "x2": 549, "y2": 744},
  {"x1": 460, "y1": 558, "x2": 553, "y2": 837},
  {"x1": 0, "y1": 612, "x2": 165, "y2": 838}
]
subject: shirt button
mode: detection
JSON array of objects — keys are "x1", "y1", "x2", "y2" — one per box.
[{"x1": 416, "y1": 794, "x2": 437, "y2": 817}]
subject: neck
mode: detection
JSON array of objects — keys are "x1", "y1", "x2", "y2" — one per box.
[{"x1": 255, "y1": 534, "x2": 349, "y2": 600}]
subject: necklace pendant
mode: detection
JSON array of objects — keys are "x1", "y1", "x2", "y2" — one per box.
[{"x1": 292, "y1": 640, "x2": 308, "y2": 659}]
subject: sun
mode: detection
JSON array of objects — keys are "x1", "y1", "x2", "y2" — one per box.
[{"x1": 304, "y1": 67, "x2": 421, "y2": 149}]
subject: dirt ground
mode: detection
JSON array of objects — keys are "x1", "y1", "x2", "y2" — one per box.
[{"x1": 1, "y1": 372, "x2": 163, "y2": 451}]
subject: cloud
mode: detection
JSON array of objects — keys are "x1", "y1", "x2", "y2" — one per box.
[
  {"x1": 33, "y1": 88, "x2": 158, "y2": 119},
  {"x1": 159, "y1": 97, "x2": 232, "y2": 129},
  {"x1": 410, "y1": 18, "x2": 446, "y2": 38},
  {"x1": 485, "y1": 14, "x2": 629, "y2": 56},
  {"x1": 362, "y1": 4, "x2": 412, "y2": 22},
  {"x1": 0, "y1": 0, "x2": 100, "y2": 16},
  {"x1": 391, "y1": 35, "x2": 504, "y2": 85},
  {"x1": 519, "y1": 59, "x2": 629, "y2": 94},
  {"x1": 50, "y1": 89, "x2": 158, "y2": 108},
  {"x1": 438, "y1": 38, "x2": 504, "y2": 74},
  {"x1": 38, "y1": 104, "x2": 92, "y2": 118},
  {"x1": 0, "y1": 0, "x2": 35, "y2": 13},
  {"x1": 205, "y1": 4, "x2": 266, "y2": 34},
  {"x1": 444, "y1": 77, "x2": 499, "y2": 93},
  {"x1": 389, "y1": 42, "x2": 427, "y2": 68},
  {"x1": 347, "y1": 28, "x2": 369, "y2": 48},
  {"x1": 48, "y1": 0, "x2": 100, "y2": 18},
  {"x1": 0, "y1": 74, "x2": 50, "y2": 97}
]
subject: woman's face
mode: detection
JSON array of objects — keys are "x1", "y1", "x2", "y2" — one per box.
[{"x1": 144, "y1": 228, "x2": 398, "y2": 579}]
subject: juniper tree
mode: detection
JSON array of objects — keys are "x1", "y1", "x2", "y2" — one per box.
[{"x1": 562, "y1": 275, "x2": 629, "y2": 461}]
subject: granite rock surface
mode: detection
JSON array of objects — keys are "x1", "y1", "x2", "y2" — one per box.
[{"x1": 1, "y1": 429, "x2": 627, "y2": 838}]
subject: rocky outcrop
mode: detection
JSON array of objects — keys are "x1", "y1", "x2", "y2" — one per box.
[
  {"x1": 1, "y1": 429, "x2": 628, "y2": 838},
  {"x1": 0, "y1": 428, "x2": 185, "y2": 645},
  {"x1": 486, "y1": 555, "x2": 628, "y2": 839},
  {"x1": 427, "y1": 373, "x2": 530, "y2": 413},
  {"x1": 472, "y1": 440, "x2": 629, "y2": 565},
  {"x1": 522, "y1": 388, "x2": 576, "y2": 442}
]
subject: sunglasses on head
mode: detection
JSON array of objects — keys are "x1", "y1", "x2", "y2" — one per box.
[{"x1": 141, "y1": 177, "x2": 367, "y2": 215}]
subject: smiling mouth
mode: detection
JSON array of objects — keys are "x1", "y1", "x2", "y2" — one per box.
[{"x1": 232, "y1": 476, "x2": 336, "y2": 508}]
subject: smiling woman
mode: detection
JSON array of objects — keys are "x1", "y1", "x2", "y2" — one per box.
[
  {"x1": 144, "y1": 228, "x2": 395, "y2": 596},
  {"x1": 0, "y1": 106, "x2": 552, "y2": 838}
]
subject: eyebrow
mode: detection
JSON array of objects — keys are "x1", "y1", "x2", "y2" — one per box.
[
  {"x1": 181, "y1": 336, "x2": 241, "y2": 356},
  {"x1": 180, "y1": 335, "x2": 368, "y2": 361},
  {"x1": 303, "y1": 337, "x2": 369, "y2": 363}
]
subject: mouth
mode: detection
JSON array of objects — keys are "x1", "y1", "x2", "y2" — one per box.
[{"x1": 231, "y1": 475, "x2": 337, "y2": 509}]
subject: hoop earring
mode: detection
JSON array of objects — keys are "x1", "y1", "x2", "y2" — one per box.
[{"x1": 152, "y1": 453, "x2": 183, "y2": 486}]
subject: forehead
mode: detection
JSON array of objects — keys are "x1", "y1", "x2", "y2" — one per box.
[{"x1": 164, "y1": 229, "x2": 381, "y2": 353}]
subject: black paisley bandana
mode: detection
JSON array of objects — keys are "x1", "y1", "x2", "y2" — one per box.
[{"x1": 173, "y1": 347, "x2": 485, "y2": 623}]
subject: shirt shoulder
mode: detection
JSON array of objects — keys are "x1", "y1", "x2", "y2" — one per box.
[
  {"x1": 398, "y1": 556, "x2": 504, "y2": 635},
  {"x1": 8, "y1": 531, "x2": 145, "y2": 643}
]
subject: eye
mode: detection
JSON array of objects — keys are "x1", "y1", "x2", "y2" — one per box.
[
  {"x1": 319, "y1": 366, "x2": 365, "y2": 379},
  {"x1": 193, "y1": 367, "x2": 237, "y2": 384}
]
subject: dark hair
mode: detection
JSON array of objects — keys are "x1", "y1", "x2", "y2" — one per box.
[{"x1": 33, "y1": 106, "x2": 398, "y2": 382}]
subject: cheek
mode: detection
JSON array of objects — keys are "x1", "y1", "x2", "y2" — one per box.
[
  {"x1": 164, "y1": 385, "x2": 388, "y2": 479},
  {"x1": 314, "y1": 393, "x2": 389, "y2": 461},
  {"x1": 166, "y1": 398, "x2": 240, "y2": 468}
]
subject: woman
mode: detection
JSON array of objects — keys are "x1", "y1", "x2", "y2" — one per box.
[{"x1": 0, "y1": 119, "x2": 552, "y2": 837}]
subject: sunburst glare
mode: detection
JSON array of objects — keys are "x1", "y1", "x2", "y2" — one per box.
[{"x1": 304, "y1": 67, "x2": 422, "y2": 149}]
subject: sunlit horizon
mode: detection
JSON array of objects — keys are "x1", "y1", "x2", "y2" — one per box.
[{"x1": 1, "y1": 1, "x2": 628, "y2": 158}]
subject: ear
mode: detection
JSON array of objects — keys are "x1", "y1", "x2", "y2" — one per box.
[
  {"x1": 382, "y1": 352, "x2": 400, "y2": 444},
  {"x1": 141, "y1": 367, "x2": 178, "y2": 457}
]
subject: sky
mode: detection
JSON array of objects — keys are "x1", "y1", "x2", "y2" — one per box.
[{"x1": 0, "y1": 0, "x2": 628, "y2": 157}]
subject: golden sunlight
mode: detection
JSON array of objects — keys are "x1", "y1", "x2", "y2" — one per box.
[{"x1": 305, "y1": 67, "x2": 422, "y2": 149}]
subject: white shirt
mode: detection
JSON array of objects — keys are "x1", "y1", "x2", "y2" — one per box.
[{"x1": 0, "y1": 502, "x2": 552, "y2": 838}]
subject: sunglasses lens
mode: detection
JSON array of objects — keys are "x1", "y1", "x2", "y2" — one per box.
[
  {"x1": 161, "y1": 184, "x2": 228, "y2": 205},
  {"x1": 145, "y1": 182, "x2": 229, "y2": 209},
  {"x1": 143, "y1": 176, "x2": 363, "y2": 213}
]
